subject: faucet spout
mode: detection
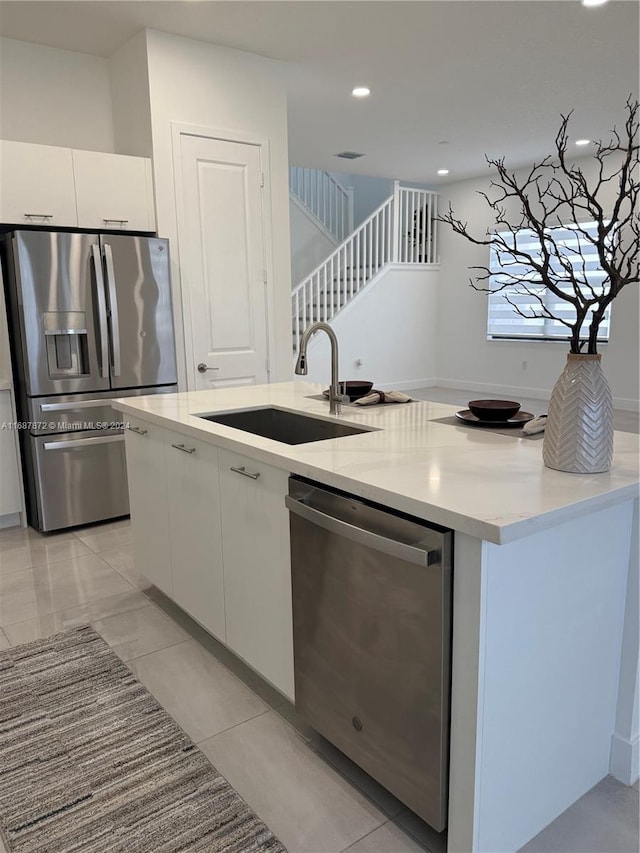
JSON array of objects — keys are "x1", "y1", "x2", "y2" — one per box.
[{"x1": 295, "y1": 322, "x2": 341, "y2": 415}]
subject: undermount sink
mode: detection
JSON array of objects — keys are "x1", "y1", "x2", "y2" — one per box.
[{"x1": 196, "y1": 407, "x2": 373, "y2": 445}]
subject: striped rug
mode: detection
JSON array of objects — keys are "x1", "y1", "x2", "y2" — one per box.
[{"x1": 0, "y1": 625, "x2": 286, "y2": 853}]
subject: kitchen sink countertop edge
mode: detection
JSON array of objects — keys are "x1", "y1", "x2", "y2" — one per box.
[{"x1": 113, "y1": 381, "x2": 640, "y2": 545}]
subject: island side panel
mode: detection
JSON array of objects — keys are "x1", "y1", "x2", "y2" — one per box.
[
  {"x1": 447, "y1": 533, "x2": 487, "y2": 853},
  {"x1": 471, "y1": 500, "x2": 633, "y2": 853},
  {"x1": 610, "y1": 496, "x2": 639, "y2": 785}
]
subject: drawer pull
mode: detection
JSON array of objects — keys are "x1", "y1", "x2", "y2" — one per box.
[
  {"x1": 129, "y1": 426, "x2": 148, "y2": 436},
  {"x1": 103, "y1": 218, "x2": 129, "y2": 225},
  {"x1": 24, "y1": 213, "x2": 53, "y2": 219},
  {"x1": 172, "y1": 443, "x2": 196, "y2": 454},
  {"x1": 230, "y1": 465, "x2": 260, "y2": 480}
]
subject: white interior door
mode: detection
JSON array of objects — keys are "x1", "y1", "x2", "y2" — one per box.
[{"x1": 178, "y1": 133, "x2": 269, "y2": 389}]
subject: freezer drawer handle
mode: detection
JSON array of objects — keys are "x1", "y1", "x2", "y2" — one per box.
[
  {"x1": 103, "y1": 219, "x2": 129, "y2": 225},
  {"x1": 43, "y1": 434, "x2": 125, "y2": 451},
  {"x1": 230, "y1": 465, "x2": 260, "y2": 480},
  {"x1": 40, "y1": 399, "x2": 110, "y2": 413},
  {"x1": 129, "y1": 426, "x2": 148, "y2": 436},
  {"x1": 285, "y1": 495, "x2": 438, "y2": 567},
  {"x1": 171, "y1": 443, "x2": 196, "y2": 455}
]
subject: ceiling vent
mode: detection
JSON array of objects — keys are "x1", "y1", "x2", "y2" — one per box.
[{"x1": 335, "y1": 151, "x2": 365, "y2": 160}]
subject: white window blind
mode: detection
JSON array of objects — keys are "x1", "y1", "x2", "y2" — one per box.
[{"x1": 487, "y1": 221, "x2": 612, "y2": 343}]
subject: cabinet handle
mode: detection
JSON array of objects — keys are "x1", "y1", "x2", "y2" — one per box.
[
  {"x1": 230, "y1": 465, "x2": 260, "y2": 480},
  {"x1": 24, "y1": 213, "x2": 53, "y2": 219},
  {"x1": 172, "y1": 443, "x2": 196, "y2": 454},
  {"x1": 129, "y1": 426, "x2": 148, "y2": 436},
  {"x1": 103, "y1": 218, "x2": 129, "y2": 225}
]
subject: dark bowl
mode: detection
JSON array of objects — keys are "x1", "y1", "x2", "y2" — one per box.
[
  {"x1": 323, "y1": 381, "x2": 373, "y2": 401},
  {"x1": 468, "y1": 399, "x2": 521, "y2": 421}
]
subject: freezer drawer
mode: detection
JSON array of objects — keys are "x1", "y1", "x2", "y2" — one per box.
[
  {"x1": 27, "y1": 430, "x2": 129, "y2": 531},
  {"x1": 26, "y1": 385, "x2": 177, "y2": 435}
]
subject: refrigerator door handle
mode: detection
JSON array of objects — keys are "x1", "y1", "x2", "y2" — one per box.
[
  {"x1": 103, "y1": 243, "x2": 121, "y2": 377},
  {"x1": 43, "y1": 434, "x2": 125, "y2": 451},
  {"x1": 91, "y1": 244, "x2": 110, "y2": 379}
]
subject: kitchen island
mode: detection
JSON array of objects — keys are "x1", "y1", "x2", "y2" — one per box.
[{"x1": 113, "y1": 382, "x2": 639, "y2": 853}]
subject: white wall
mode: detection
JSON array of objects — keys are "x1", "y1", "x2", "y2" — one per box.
[
  {"x1": 329, "y1": 172, "x2": 393, "y2": 227},
  {"x1": 109, "y1": 32, "x2": 153, "y2": 158},
  {"x1": 436, "y1": 161, "x2": 640, "y2": 410},
  {"x1": 0, "y1": 37, "x2": 114, "y2": 152},
  {"x1": 144, "y1": 30, "x2": 292, "y2": 386},
  {"x1": 295, "y1": 266, "x2": 438, "y2": 389},
  {"x1": 290, "y1": 196, "x2": 336, "y2": 287}
]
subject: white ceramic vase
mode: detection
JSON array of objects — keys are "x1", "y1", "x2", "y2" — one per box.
[{"x1": 543, "y1": 354, "x2": 614, "y2": 474}]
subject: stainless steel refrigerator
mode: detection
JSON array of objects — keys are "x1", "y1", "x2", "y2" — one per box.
[{"x1": 1, "y1": 230, "x2": 178, "y2": 532}]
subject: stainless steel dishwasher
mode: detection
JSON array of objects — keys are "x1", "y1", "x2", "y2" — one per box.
[{"x1": 286, "y1": 476, "x2": 453, "y2": 832}]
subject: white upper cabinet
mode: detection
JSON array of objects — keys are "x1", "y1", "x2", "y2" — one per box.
[
  {"x1": 0, "y1": 140, "x2": 78, "y2": 226},
  {"x1": 0, "y1": 140, "x2": 156, "y2": 231},
  {"x1": 72, "y1": 149, "x2": 156, "y2": 232}
]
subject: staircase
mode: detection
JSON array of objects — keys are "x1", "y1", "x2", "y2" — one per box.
[
  {"x1": 291, "y1": 181, "x2": 439, "y2": 353},
  {"x1": 289, "y1": 166, "x2": 354, "y2": 242}
]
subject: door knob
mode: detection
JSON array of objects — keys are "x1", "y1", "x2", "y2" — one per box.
[{"x1": 197, "y1": 363, "x2": 219, "y2": 373}]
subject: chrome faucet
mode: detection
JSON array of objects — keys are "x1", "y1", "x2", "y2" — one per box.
[{"x1": 294, "y1": 322, "x2": 342, "y2": 415}]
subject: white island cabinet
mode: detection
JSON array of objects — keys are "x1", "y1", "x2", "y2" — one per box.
[
  {"x1": 163, "y1": 427, "x2": 225, "y2": 643},
  {"x1": 125, "y1": 416, "x2": 172, "y2": 596},
  {"x1": 218, "y1": 447, "x2": 294, "y2": 700},
  {"x1": 114, "y1": 382, "x2": 639, "y2": 853}
]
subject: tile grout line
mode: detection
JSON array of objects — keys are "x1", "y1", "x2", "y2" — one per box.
[
  {"x1": 194, "y1": 706, "x2": 273, "y2": 746},
  {"x1": 338, "y1": 819, "x2": 394, "y2": 853}
]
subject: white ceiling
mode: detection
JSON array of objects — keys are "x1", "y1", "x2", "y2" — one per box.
[{"x1": 0, "y1": 0, "x2": 638, "y2": 184}]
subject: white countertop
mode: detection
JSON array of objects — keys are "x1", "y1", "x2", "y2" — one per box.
[{"x1": 113, "y1": 381, "x2": 639, "y2": 544}]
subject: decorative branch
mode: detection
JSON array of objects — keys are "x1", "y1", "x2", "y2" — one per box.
[{"x1": 438, "y1": 99, "x2": 639, "y2": 354}]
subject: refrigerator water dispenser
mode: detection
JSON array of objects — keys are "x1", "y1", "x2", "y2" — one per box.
[{"x1": 43, "y1": 311, "x2": 89, "y2": 377}]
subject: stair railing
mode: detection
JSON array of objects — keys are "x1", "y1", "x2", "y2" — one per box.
[
  {"x1": 289, "y1": 166, "x2": 354, "y2": 242},
  {"x1": 291, "y1": 182, "x2": 439, "y2": 354}
]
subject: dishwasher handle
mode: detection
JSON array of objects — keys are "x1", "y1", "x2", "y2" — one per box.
[{"x1": 285, "y1": 495, "x2": 437, "y2": 567}]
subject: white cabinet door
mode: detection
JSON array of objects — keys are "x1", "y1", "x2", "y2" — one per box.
[
  {"x1": 0, "y1": 391, "x2": 22, "y2": 517},
  {"x1": 0, "y1": 140, "x2": 78, "y2": 226},
  {"x1": 72, "y1": 149, "x2": 156, "y2": 232},
  {"x1": 164, "y1": 429, "x2": 226, "y2": 642},
  {"x1": 124, "y1": 417, "x2": 172, "y2": 595},
  {"x1": 218, "y1": 448, "x2": 294, "y2": 699}
]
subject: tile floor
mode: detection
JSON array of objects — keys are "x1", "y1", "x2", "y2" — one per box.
[{"x1": 0, "y1": 386, "x2": 638, "y2": 853}]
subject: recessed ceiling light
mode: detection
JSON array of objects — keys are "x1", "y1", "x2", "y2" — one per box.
[
  {"x1": 575, "y1": 139, "x2": 591, "y2": 146},
  {"x1": 352, "y1": 87, "x2": 371, "y2": 98},
  {"x1": 581, "y1": 0, "x2": 609, "y2": 6},
  {"x1": 437, "y1": 169, "x2": 449, "y2": 176}
]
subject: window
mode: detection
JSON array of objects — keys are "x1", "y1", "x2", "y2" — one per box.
[{"x1": 487, "y1": 221, "x2": 612, "y2": 343}]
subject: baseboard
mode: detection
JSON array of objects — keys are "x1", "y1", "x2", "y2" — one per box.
[
  {"x1": 435, "y1": 377, "x2": 639, "y2": 411},
  {"x1": 0, "y1": 512, "x2": 21, "y2": 530},
  {"x1": 435, "y1": 377, "x2": 551, "y2": 402},
  {"x1": 378, "y1": 378, "x2": 436, "y2": 392},
  {"x1": 610, "y1": 731, "x2": 640, "y2": 785}
]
